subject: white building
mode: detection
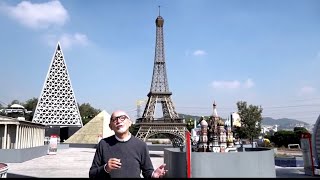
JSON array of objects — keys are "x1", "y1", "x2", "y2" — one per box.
[
  {"x1": 0, "y1": 104, "x2": 32, "y2": 120},
  {"x1": 261, "y1": 125, "x2": 278, "y2": 134},
  {"x1": 0, "y1": 115, "x2": 45, "y2": 149}
]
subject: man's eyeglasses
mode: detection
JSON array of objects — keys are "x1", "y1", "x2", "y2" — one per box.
[{"x1": 111, "y1": 115, "x2": 128, "y2": 123}]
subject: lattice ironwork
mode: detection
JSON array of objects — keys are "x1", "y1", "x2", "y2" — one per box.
[
  {"x1": 32, "y1": 42, "x2": 83, "y2": 127},
  {"x1": 135, "y1": 123, "x2": 186, "y2": 147},
  {"x1": 136, "y1": 125, "x2": 185, "y2": 141},
  {"x1": 138, "y1": 14, "x2": 180, "y2": 122},
  {"x1": 135, "y1": 12, "x2": 187, "y2": 147},
  {"x1": 141, "y1": 95, "x2": 180, "y2": 122}
]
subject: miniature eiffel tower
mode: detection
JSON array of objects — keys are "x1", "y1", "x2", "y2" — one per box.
[{"x1": 135, "y1": 8, "x2": 187, "y2": 147}]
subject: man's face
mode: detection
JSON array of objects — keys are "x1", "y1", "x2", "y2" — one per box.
[{"x1": 109, "y1": 111, "x2": 132, "y2": 134}]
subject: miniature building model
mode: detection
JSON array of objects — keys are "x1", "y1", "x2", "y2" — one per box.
[
  {"x1": 65, "y1": 110, "x2": 114, "y2": 144},
  {"x1": 32, "y1": 42, "x2": 82, "y2": 140},
  {"x1": 0, "y1": 104, "x2": 32, "y2": 120},
  {"x1": 197, "y1": 117, "x2": 208, "y2": 152},
  {"x1": 135, "y1": 10, "x2": 187, "y2": 147},
  {"x1": 0, "y1": 115, "x2": 45, "y2": 149},
  {"x1": 194, "y1": 101, "x2": 236, "y2": 152}
]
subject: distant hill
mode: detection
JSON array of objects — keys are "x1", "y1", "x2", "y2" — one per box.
[
  {"x1": 178, "y1": 113, "x2": 204, "y2": 121},
  {"x1": 178, "y1": 113, "x2": 310, "y2": 130},
  {"x1": 261, "y1": 117, "x2": 310, "y2": 130}
]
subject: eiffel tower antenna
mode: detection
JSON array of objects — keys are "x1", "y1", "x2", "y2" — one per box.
[{"x1": 135, "y1": 10, "x2": 187, "y2": 148}]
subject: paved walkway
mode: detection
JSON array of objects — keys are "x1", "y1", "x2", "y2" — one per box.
[
  {"x1": 6, "y1": 148, "x2": 164, "y2": 178},
  {"x1": 4, "y1": 148, "x2": 318, "y2": 178}
]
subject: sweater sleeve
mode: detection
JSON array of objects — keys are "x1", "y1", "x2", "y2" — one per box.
[
  {"x1": 89, "y1": 142, "x2": 111, "y2": 179},
  {"x1": 141, "y1": 144, "x2": 154, "y2": 178}
]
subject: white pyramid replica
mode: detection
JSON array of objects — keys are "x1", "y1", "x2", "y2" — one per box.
[
  {"x1": 65, "y1": 110, "x2": 114, "y2": 144},
  {"x1": 32, "y1": 42, "x2": 82, "y2": 126}
]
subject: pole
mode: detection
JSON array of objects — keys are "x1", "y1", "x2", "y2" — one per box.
[
  {"x1": 308, "y1": 134, "x2": 315, "y2": 176},
  {"x1": 185, "y1": 131, "x2": 191, "y2": 178}
]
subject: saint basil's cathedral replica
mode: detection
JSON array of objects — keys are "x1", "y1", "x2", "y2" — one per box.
[{"x1": 191, "y1": 102, "x2": 238, "y2": 153}]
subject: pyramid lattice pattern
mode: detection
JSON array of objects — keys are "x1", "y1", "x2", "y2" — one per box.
[{"x1": 32, "y1": 43, "x2": 82, "y2": 126}]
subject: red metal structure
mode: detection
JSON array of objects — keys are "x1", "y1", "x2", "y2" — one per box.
[
  {"x1": 185, "y1": 131, "x2": 192, "y2": 178},
  {"x1": 301, "y1": 132, "x2": 315, "y2": 176}
]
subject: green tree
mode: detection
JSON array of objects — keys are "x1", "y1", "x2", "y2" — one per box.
[
  {"x1": 129, "y1": 123, "x2": 140, "y2": 136},
  {"x1": 79, "y1": 103, "x2": 101, "y2": 125},
  {"x1": 22, "y1": 97, "x2": 38, "y2": 121},
  {"x1": 0, "y1": 102, "x2": 4, "y2": 116},
  {"x1": 271, "y1": 130, "x2": 296, "y2": 147},
  {"x1": 22, "y1": 98, "x2": 38, "y2": 111},
  {"x1": 186, "y1": 118, "x2": 195, "y2": 132},
  {"x1": 291, "y1": 127, "x2": 308, "y2": 147},
  {"x1": 293, "y1": 127, "x2": 309, "y2": 140},
  {"x1": 235, "y1": 101, "x2": 263, "y2": 147},
  {"x1": 270, "y1": 127, "x2": 309, "y2": 147}
]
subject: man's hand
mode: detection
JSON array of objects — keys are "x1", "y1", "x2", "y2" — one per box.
[
  {"x1": 105, "y1": 158, "x2": 121, "y2": 173},
  {"x1": 152, "y1": 163, "x2": 168, "y2": 178}
]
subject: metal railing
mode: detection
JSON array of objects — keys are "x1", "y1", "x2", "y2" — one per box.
[{"x1": 0, "y1": 163, "x2": 8, "y2": 178}]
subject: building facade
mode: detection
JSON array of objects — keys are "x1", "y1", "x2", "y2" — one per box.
[{"x1": 0, "y1": 116, "x2": 45, "y2": 149}]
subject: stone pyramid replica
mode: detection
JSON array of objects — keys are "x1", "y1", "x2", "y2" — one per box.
[
  {"x1": 32, "y1": 42, "x2": 82, "y2": 127},
  {"x1": 65, "y1": 110, "x2": 114, "y2": 144}
]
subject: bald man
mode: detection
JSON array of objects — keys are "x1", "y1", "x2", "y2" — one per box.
[{"x1": 89, "y1": 110, "x2": 167, "y2": 178}]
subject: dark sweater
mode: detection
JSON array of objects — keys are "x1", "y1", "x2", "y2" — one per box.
[{"x1": 89, "y1": 135, "x2": 154, "y2": 178}]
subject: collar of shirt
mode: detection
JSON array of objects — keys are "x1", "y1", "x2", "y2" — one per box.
[{"x1": 115, "y1": 133, "x2": 132, "y2": 142}]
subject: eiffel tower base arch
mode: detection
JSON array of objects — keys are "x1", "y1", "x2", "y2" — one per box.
[{"x1": 135, "y1": 123, "x2": 187, "y2": 148}]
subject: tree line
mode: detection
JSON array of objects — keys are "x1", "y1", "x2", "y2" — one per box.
[
  {"x1": 0, "y1": 98, "x2": 100, "y2": 125},
  {"x1": 264, "y1": 127, "x2": 309, "y2": 148}
]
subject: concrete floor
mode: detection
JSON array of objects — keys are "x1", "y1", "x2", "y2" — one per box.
[{"x1": 5, "y1": 148, "x2": 164, "y2": 178}]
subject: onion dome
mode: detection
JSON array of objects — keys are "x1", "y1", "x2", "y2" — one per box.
[
  {"x1": 200, "y1": 119, "x2": 208, "y2": 126},
  {"x1": 217, "y1": 118, "x2": 224, "y2": 126}
]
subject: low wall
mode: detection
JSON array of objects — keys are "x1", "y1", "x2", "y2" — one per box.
[
  {"x1": 148, "y1": 144, "x2": 173, "y2": 151},
  {"x1": 164, "y1": 147, "x2": 276, "y2": 178},
  {"x1": 0, "y1": 143, "x2": 173, "y2": 163},
  {"x1": 0, "y1": 145, "x2": 48, "y2": 163},
  {"x1": 67, "y1": 143, "x2": 96, "y2": 149},
  {"x1": 164, "y1": 148, "x2": 186, "y2": 178},
  {"x1": 60, "y1": 143, "x2": 173, "y2": 150},
  {"x1": 57, "y1": 143, "x2": 69, "y2": 149},
  {"x1": 275, "y1": 156, "x2": 304, "y2": 167}
]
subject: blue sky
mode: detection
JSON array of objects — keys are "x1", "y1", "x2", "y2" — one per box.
[{"x1": 1, "y1": 0, "x2": 320, "y2": 124}]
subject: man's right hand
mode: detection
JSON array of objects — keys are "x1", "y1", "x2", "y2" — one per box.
[{"x1": 105, "y1": 158, "x2": 121, "y2": 173}]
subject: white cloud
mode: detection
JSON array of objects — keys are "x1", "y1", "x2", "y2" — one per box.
[
  {"x1": 299, "y1": 86, "x2": 316, "y2": 95},
  {"x1": 211, "y1": 78, "x2": 254, "y2": 90},
  {"x1": 0, "y1": 0, "x2": 69, "y2": 29},
  {"x1": 212, "y1": 80, "x2": 241, "y2": 89},
  {"x1": 193, "y1": 50, "x2": 207, "y2": 56},
  {"x1": 45, "y1": 33, "x2": 89, "y2": 49}
]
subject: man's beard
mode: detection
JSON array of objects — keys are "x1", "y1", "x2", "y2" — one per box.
[{"x1": 115, "y1": 124, "x2": 128, "y2": 134}]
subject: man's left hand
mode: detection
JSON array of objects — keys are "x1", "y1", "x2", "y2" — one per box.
[{"x1": 152, "y1": 163, "x2": 168, "y2": 178}]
